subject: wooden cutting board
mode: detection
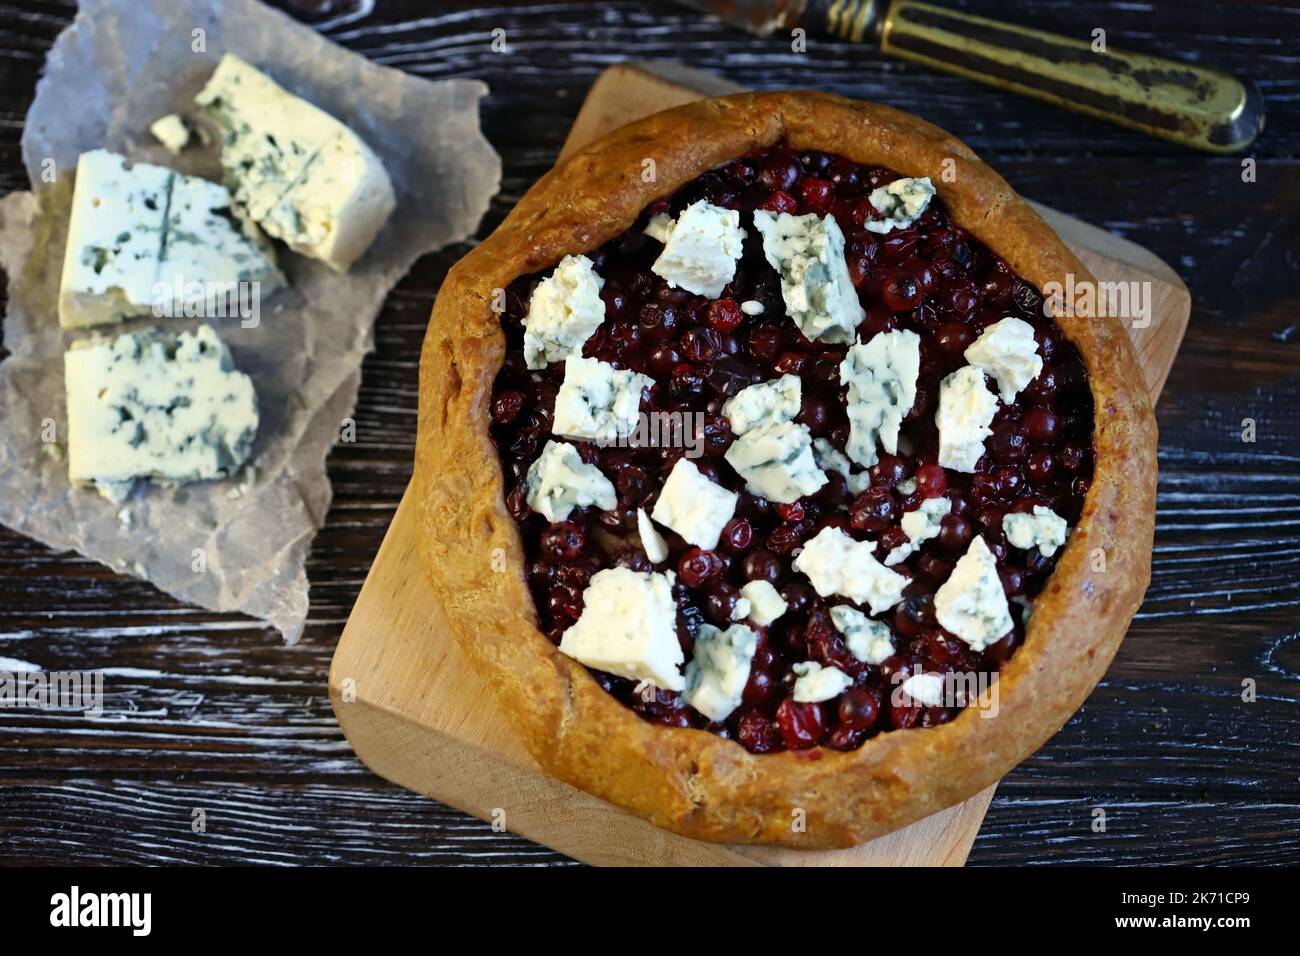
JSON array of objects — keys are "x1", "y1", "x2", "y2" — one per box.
[{"x1": 328, "y1": 62, "x2": 1190, "y2": 867}]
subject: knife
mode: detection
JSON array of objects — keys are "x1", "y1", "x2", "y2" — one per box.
[{"x1": 669, "y1": 0, "x2": 1263, "y2": 153}]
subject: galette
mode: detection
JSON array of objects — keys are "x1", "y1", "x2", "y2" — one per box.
[{"x1": 416, "y1": 92, "x2": 1156, "y2": 848}]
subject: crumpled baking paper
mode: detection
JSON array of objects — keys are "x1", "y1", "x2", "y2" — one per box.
[{"x1": 0, "y1": 0, "x2": 501, "y2": 642}]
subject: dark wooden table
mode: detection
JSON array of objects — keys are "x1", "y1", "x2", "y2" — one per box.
[{"x1": 1, "y1": 0, "x2": 1296, "y2": 866}]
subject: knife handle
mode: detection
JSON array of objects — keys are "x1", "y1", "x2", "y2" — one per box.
[{"x1": 812, "y1": 0, "x2": 1263, "y2": 153}]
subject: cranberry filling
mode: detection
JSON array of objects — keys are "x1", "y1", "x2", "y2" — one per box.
[{"x1": 490, "y1": 144, "x2": 1094, "y2": 753}]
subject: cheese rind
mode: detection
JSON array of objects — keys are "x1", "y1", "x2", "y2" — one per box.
[
  {"x1": 196, "y1": 53, "x2": 395, "y2": 272},
  {"x1": 650, "y1": 200, "x2": 745, "y2": 299},
  {"x1": 684, "y1": 623, "x2": 757, "y2": 722},
  {"x1": 64, "y1": 325, "x2": 258, "y2": 502},
  {"x1": 840, "y1": 329, "x2": 920, "y2": 468},
  {"x1": 522, "y1": 254, "x2": 606, "y2": 370},
  {"x1": 650, "y1": 458, "x2": 738, "y2": 550},
  {"x1": 524, "y1": 440, "x2": 616, "y2": 522},
  {"x1": 936, "y1": 365, "x2": 999, "y2": 473},
  {"x1": 964, "y1": 316, "x2": 1043, "y2": 403},
  {"x1": 753, "y1": 210, "x2": 863, "y2": 343},
  {"x1": 793, "y1": 526, "x2": 908, "y2": 615},
  {"x1": 559, "y1": 568, "x2": 684, "y2": 691},
  {"x1": 935, "y1": 536, "x2": 1014, "y2": 651},
  {"x1": 1003, "y1": 505, "x2": 1069, "y2": 557}
]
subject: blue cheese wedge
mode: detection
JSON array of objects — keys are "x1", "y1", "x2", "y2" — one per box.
[
  {"x1": 840, "y1": 329, "x2": 920, "y2": 468},
  {"x1": 793, "y1": 526, "x2": 908, "y2": 615},
  {"x1": 724, "y1": 420, "x2": 826, "y2": 504},
  {"x1": 524, "y1": 440, "x2": 616, "y2": 522},
  {"x1": 650, "y1": 200, "x2": 745, "y2": 299},
  {"x1": 552, "y1": 355, "x2": 652, "y2": 443},
  {"x1": 684, "y1": 623, "x2": 758, "y2": 722},
  {"x1": 934, "y1": 536, "x2": 1014, "y2": 651},
  {"x1": 1003, "y1": 505, "x2": 1069, "y2": 557},
  {"x1": 522, "y1": 254, "x2": 606, "y2": 370},
  {"x1": 791, "y1": 661, "x2": 852, "y2": 703},
  {"x1": 58, "y1": 149, "x2": 282, "y2": 329},
  {"x1": 64, "y1": 325, "x2": 258, "y2": 503},
  {"x1": 885, "y1": 495, "x2": 952, "y2": 566},
  {"x1": 560, "y1": 568, "x2": 684, "y2": 691},
  {"x1": 650, "y1": 458, "x2": 738, "y2": 550},
  {"x1": 964, "y1": 317, "x2": 1043, "y2": 403},
  {"x1": 636, "y1": 507, "x2": 670, "y2": 563},
  {"x1": 740, "y1": 580, "x2": 787, "y2": 627},
  {"x1": 196, "y1": 53, "x2": 395, "y2": 272},
  {"x1": 812, "y1": 437, "x2": 871, "y2": 495},
  {"x1": 936, "y1": 365, "x2": 999, "y2": 473},
  {"x1": 830, "y1": 605, "x2": 895, "y2": 665},
  {"x1": 864, "y1": 177, "x2": 936, "y2": 234},
  {"x1": 722, "y1": 374, "x2": 801, "y2": 436},
  {"x1": 899, "y1": 672, "x2": 945, "y2": 707},
  {"x1": 753, "y1": 210, "x2": 863, "y2": 344}
]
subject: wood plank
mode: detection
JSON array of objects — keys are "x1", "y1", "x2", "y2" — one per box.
[{"x1": 328, "y1": 61, "x2": 1189, "y2": 866}]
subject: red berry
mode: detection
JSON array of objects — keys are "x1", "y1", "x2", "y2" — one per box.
[
  {"x1": 706, "y1": 297, "x2": 744, "y2": 332},
  {"x1": 776, "y1": 698, "x2": 826, "y2": 749}
]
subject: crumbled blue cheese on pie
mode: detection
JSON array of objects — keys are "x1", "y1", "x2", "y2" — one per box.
[
  {"x1": 864, "y1": 177, "x2": 936, "y2": 234},
  {"x1": 791, "y1": 661, "x2": 853, "y2": 703},
  {"x1": 936, "y1": 365, "x2": 999, "y2": 473},
  {"x1": 899, "y1": 672, "x2": 945, "y2": 707},
  {"x1": 643, "y1": 213, "x2": 675, "y2": 244},
  {"x1": 964, "y1": 316, "x2": 1043, "y2": 403},
  {"x1": 840, "y1": 329, "x2": 920, "y2": 468},
  {"x1": 650, "y1": 200, "x2": 745, "y2": 298},
  {"x1": 740, "y1": 299, "x2": 764, "y2": 316},
  {"x1": 196, "y1": 53, "x2": 395, "y2": 272},
  {"x1": 934, "y1": 536, "x2": 1013, "y2": 651},
  {"x1": 1003, "y1": 505, "x2": 1069, "y2": 557},
  {"x1": 58, "y1": 149, "x2": 282, "y2": 329},
  {"x1": 724, "y1": 420, "x2": 827, "y2": 504},
  {"x1": 885, "y1": 495, "x2": 952, "y2": 566},
  {"x1": 650, "y1": 458, "x2": 738, "y2": 550},
  {"x1": 64, "y1": 325, "x2": 258, "y2": 503},
  {"x1": 722, "y1": 374, "x2": 800, "y2": 436},
  {"x1": 793, "y1": 526, "x2": 908, "y2": 615},
  {"x1": 812, "y1": 438, "x2": 871, "y2": 495},
  {"x1": 521, "y1": 254, "x2": 607, "y2": 369},
  {"x1": 684, "y1": 623, "x2": 757, "y2": 721},
  {"x1": 830, "y1": 605, "x2": 895, "y2": 665},
  {"x1": 636, "y1": 507, "x2": 669, "y2": 563},
  {"x1": 149, "y1": 114, "x2": 192, "y2": 154},
  {"x1": 559, "y1": 568, "x2": 684, "y2": 690},
  {"x1": 524, "y1": 440, "x2": 616, "y2": 522},
  {"x1": 552, "y1": 355, "x2": 652, "y2": 443},
  {"x1": 753, "y1": 210, "x2": 864, "y2": 344},
  {"x1": 740, "y1": 580, "x2": 787, "y2": 627}
]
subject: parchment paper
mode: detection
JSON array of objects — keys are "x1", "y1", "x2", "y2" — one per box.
[{"x1": 0, "y1": 0, "x2": 501, "y2": 641}]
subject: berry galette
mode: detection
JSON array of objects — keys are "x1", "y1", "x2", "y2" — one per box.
[{"x1": 416, "y1": 92, "x2": 1157, "y2": 848}]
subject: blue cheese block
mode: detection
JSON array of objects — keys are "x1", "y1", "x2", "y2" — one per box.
[
  {"x1": 196, "y1": 53, "x2": 395, "y2": 273},
  {"x1": 58, "y1": 149, "x2": 282, "y2": 329},
  {"x1": 65, "y1": 325, "x2": 259, "y2": 503},
  {"x1": 752, "y1": 209, "x2": 864, "y2": 344},
  {"x1": 58, "y1": 150, "x2": 171, "y2": 329}
]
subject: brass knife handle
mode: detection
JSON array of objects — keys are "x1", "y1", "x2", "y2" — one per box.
[{"x1": 813, "y1": 0, "x2": 1263, "y2": 153}]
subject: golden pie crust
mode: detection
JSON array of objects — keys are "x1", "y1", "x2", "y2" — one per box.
[{"x1": 414, "y1": 92, "x2": 1158, "y2": 848}]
